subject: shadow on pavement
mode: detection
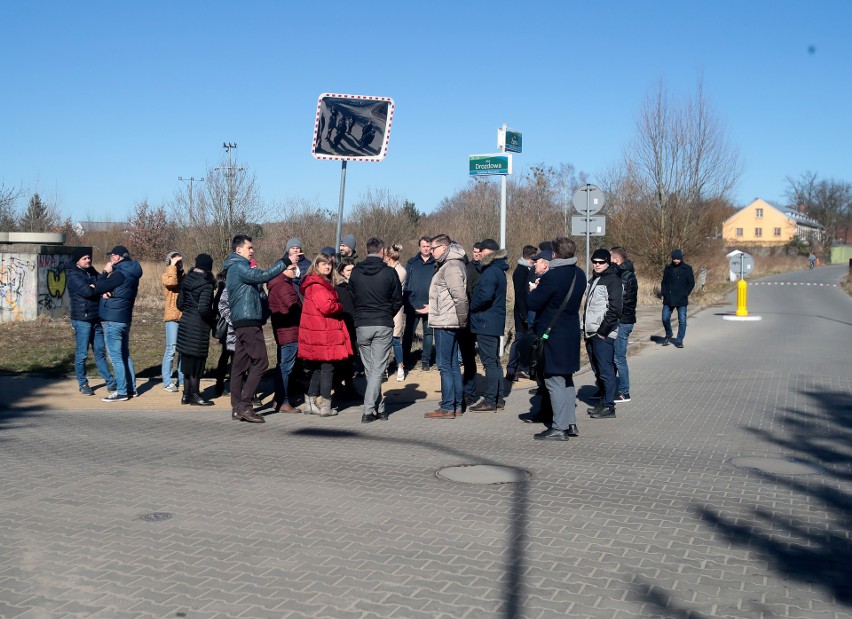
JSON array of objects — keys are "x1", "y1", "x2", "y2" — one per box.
[
  {"x1": 695, "y1": 385, "x2": 852, "y2": 605},
  {"x1": 0, "y1": 366, "x2": 59, "y2": 437},
  {"x1": 290, "y1": 427, "x2": 529, "y2": 619}
]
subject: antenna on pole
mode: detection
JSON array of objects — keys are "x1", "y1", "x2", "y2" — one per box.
[{"x1": 215, "y1": 143, "x2": 244, "y2": 242}]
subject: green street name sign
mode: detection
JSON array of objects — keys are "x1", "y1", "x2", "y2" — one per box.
[{"x1": 469, "y1": 153, "x2": 513, "y2": 176}]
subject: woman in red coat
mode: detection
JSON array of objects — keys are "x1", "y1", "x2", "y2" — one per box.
[{"x1": 298, "y1": 252, "x2": 353, "y2": 416}]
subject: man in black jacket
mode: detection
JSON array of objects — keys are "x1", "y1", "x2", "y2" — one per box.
[
  {"x1": 611, "y1": 246, "x2": 638, "y2": 402},
  {"x1": 67, "y1": 247, "x2": 116, "y2": 396},
  {"x1": 661, "y1": 249, "x2": 695, "y2": 348},
  {"x1": 349, "y1": 237, "x2": 403, "y2": 423},
  {"x1": 402, "y1": 236, "x2": 435, "y2": 370},
  {"x1": 506, "y1": 244, "x2": 537, "y2": 382}
]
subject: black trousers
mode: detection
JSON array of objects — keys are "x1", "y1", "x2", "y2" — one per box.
[{"x1": 230, "y1": 327, "x2": 268, "y2": 412}]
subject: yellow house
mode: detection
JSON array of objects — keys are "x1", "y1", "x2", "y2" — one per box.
[{"x1": 722, "y1": 198, "x2": 823, "y2": 246}]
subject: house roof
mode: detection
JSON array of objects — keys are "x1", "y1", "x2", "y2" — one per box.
[{"x1": 726, "y1": 198, "x2": 823, "y2": 230}]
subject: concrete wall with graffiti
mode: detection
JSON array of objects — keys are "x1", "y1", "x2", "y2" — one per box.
[{"x1": 0, "y1": 249, "x2": 74, "y2": 322}]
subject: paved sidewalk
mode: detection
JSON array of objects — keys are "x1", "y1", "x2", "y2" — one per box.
[{"x1": 2, "y1": 269, "x2": 850, "y2": 618}]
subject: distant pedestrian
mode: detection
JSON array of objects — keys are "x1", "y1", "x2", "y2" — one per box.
[
  {"x1": 584, "y1": 248, "x2": 623, "y2": 419},
  {"x1": 338, "y1": 234, "x2": 358, "y2": 263},
  {"x1": 349, "y1": 237, "x2": 403, "y2": 423},
  {"x1": 161, "y1": 251, "x2": 184, "y2": 393},
  {"x1": 423, "y1": 235, "x2": 468, "y2": 419},
  {"x1": 213, "y1": 270, "x2": 234, "y2": 398},
  {"x1": 176, "y1": 254, "x2": 216, "y2": 406},
  {"x1": 661, "y1": 249, "x2": 695, "y2": 348},
  {"x1": 94, "y1": 245, "x2": 143, "y2": 402},
  {"x1": 333, "y1": 258, "x2": 359, "y2": 403},
  {"x1": 285, "y1": 238, "x2": 311, "y2": 290},
  {"x1": 610, "y1": 246, "x2": 638, "y2": 402},
  {"x1": 402, "y1": 236, "x2": 435, "y2": 370},
  {"x1": 66, "y1": 247, "x2": 116, "y2": 396}
]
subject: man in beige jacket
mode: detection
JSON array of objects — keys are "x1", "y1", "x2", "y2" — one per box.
[
  {"x1": 421, "y1": 234, "x2": 468, "y2": 419},
  {"x1": 161, "y1": 251, "x2": 184, "y2": 392}
]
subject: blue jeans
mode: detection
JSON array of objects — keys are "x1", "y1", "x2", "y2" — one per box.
[
  {"x1": 434, "y1": 328, "x2": 463, "y2": 412},
  {"x1": 662, "y1": 305, "x2": 688, "y2": 343},
  {"x1": 161, "y1": 320, "x2": 183, "y2": 387},
  {"x1": 476, "y1": 334, "x2": 503, "y2": 405},
  {"x1": 614, "y1": 323, "x2": 633, "y2": 395},
  {"x1": 392, "y1": 336, "x2": 403, "y2": 367},
  {"x1": 403, "y1": 311, "x2": 433, "y2": 367},
  {"x1": 274, "y1": 342, "x2": 298, "y2": 405},
  {"x1": 71, "y1": 320, "x2": 116, "y2": 391},
  {"x1": 585, "y1": 336, "x2": 617, "y2": 407},
  {"x1": 103, "y1": 321, "x2": 137, "y2": 396}
]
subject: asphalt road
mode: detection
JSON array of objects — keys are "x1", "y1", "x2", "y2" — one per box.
[{"x1": 0, "y1": 265, "x2": 850, "y2": 618}]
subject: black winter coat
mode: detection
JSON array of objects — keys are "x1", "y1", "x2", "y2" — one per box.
[
  {"x1": 349, "y1": 256, "x2": 403, "y2": 328},
  {"x1": 403, "y1": 253, "x2": 435, "y2": 312},
  {"x1": 661, "y1": 261, "x2": 695, "y2": 307},
  {"x1": 527, "y1": 260, "x2": 587, "y2": 376},
  {"x1": 177, "y1": 270, "x2": 215, "y2": 359},
  {"x1": 334, "y1": 281, "x2": 357, "y2": 348},
  {"x1": 67, "y1": 264, "x2": 101, "y2": 322},
  {"x1": 616, "y1": 260, "x2": 638, "y2": 324},
  {"x1": 469, "y1": 250, "x2": 509, "y2": 337},
  {"x1": 511, "y1": 260, "x2": 532, "y2": 331}
]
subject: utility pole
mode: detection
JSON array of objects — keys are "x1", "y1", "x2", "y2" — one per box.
[
  {"x1": 178, "y1": 176, "x2": 205, "y2": 215},
  {"x1": 216, "y1": 143, "x2": 244, "y2": 242}
]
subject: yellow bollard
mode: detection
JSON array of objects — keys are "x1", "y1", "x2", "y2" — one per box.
[{"x1": 735, "y1": 278, "x2": 748, "y2": 316}]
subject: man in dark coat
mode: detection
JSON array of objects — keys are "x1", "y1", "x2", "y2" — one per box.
[
  {"x1": 66, "y1": 247, "x2": 116, "y2": 396},
  {"x1": 467, "y1": 239, "x2": 509, "y2": 412},
  {"x1": 660, "y1": 248, "x2": 695, "y2": 348},
  {"x1": 611, "y1": 246, "x2": 638, "y2": 402},
  {"x1": 93, "y1": 245, "x2": 143, "y2": 402},
  {"x1": 223, "y1": 235, "x2": 286, "y2": 423},
  {"x1": 349, "y1": 237, "x2": 403, "y2": 423},
  {"x1": 402, "y1": 235, "x2": 435, "y2": 370},
  {"x1": 526, "y1": 237, "x2": 587, "y2": 440},
  {"x1": 506, "y1": 244, "x2": 537, "y2": 382}
]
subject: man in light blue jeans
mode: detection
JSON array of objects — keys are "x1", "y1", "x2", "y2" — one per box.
[
  {"x1": 610, "y1": 247, "x2": 638, "y2": 402},
  {"x1": 103, "y1": 320, "x2": 137, "y2": 399}
]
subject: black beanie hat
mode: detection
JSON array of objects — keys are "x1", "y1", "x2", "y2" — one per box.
[
  {"x1": 71, "y1": 247, "x2": 91, "y2": 263},
  {"x1": 194, "y1": 253, "x2": 214, "y2": 272},
  {"x1": 591, "y1": 248, "x2": 611, "y2": 263},
  {"x1": 671, "y1": 249, "x2": 683, "y2": 260}
]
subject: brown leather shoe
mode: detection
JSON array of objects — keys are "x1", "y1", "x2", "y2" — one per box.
[
  {"x1": 455, "y1": 408, "x2": 464, "y2": 416},
  {"x1": 276, "y1": 403, "x2": 302, "y2": 414},
  {"x1": 424, "y1": 408, "x2": 455, "y2": 419},
  {"x1": 470, "y1": 401, "x2": 498, "y2": 413},
  {"x1": 236, "y1": 409, "x2": 266, "y2": 423}
]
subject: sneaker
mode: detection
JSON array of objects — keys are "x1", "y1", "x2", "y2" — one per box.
[
  {"x1": 516, "y1": 370, "x2": 531, "y2": 380},
  {"x1": 421, "y1": 363, "x2": 430, "y2": 372},
  {"x1": 615, "y1": 393, "x2": 631, "y2": 403},
  {"x1": 79, "y1": 385, "x2": 94, "y2": 396},
  {"x1": 102, "y1": 392, "x2": 129, "y2": 402},
  {"x1": 661, "y1": 337, "x2": 671, "y2": 346},
  {"x1": 163, "y1": 383, "x2": 179, "y2": 393},
  {"x1": 396, "y1": 367, "x2": 405, "y2": 382},
  {"x1": 673, "y1": 341, "x2": 684, "y2": 349}
]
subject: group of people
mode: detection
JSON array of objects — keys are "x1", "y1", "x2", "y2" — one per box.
[{"x1": 67, "y1": 233, "x2": 694, "y2": 440}]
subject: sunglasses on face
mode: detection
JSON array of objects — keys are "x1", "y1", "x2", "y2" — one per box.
[{"x1": 591, "y1": 260, "x2": 607, "y2": 265}]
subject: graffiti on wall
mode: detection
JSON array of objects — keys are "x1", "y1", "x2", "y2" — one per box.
[
  {"x1": 0, "y1": 256, "x2": 35, "y2": 321},
  {"x1": 37, "y1": 254, "x2": 68, "y2": 312}
]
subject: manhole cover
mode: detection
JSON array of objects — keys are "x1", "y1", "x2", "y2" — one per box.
[
  {"x1": 729, "y1": 457, "x2": 823, "y2": 475},
  {"x1": 436, "y1": 464, "x2": 531, "y2": 485},
  {"x1": 138, "y1": 512, "x2": 173, "y2": 522}
]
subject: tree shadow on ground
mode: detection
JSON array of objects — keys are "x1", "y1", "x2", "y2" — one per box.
[
  {"x1": 0, "y1": 360, "x2": 69, "y2": 438},
  {"x1": 290, "y1": 427, "x2": 528, "y2": 619}
]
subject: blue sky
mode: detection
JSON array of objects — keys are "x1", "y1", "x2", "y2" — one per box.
[{"x1": 3, "y1": 1, "x2": 850, "y2": 222}]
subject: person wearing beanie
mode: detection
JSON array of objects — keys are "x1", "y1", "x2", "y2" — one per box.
[
  {"x1": 660, "y1": 248, "x2": 694, "y2": 348},
  {"x1": 92, "y1": 243, "x2": 144, "y2": 402},
  {"x1": 267, "y1": 257, "x2": 303, "y2": 414},
  {"x1": 285, "y1": 238, "x2": 311, "y2": 289},
  {"x1": 66, "y1": 247, "x2": 116, "y2": 396},
  {"x1": 338, "y1": 234, "x2": 359, "y2": 263},
  {"x1": 175, "y1": 254, "x2": 216, "y2": 406},
  {"x1": 583, "y1": 247, "x2": 623, "y2": 419},
  {"x1": 161, "y1": 251, "x2": 185, "y2": 393}
]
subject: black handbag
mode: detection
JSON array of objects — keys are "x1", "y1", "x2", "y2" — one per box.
[{"x1": 516, "y1": 270, "x2": 578, "y2": 380}]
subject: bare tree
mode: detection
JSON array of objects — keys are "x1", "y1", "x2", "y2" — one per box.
[
  {"x1": 607, "y1": 79, "x2": 742, "y2": 268},
  {"x1": 0, "y1": 183, "x2": 23, "y2": 231},
  {"x1": 786, "y1": 172, "x2": 851, "y2": 248},
  {"x1": 171, "y1": 159, "x2": 268, "y2": 262},
  {"x1": 349, "y1": 188, "x2": 420, "y2": 248}
]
